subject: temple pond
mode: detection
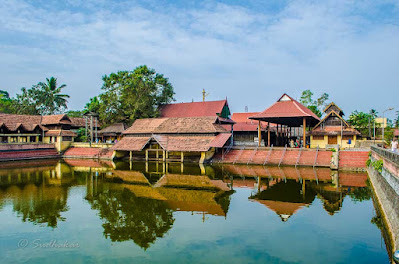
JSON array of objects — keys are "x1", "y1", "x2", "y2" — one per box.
[{"x1": 0, "y1": 159, "x2": 391, "y2": 263}]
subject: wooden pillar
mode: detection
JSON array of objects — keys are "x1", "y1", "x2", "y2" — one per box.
[
  {"x1": 200, "y1": 152, "x2": 206, "y2": 164},
  {"x1": 162, "y1": 150, "x2": 166, "y2": 161},
  {"x1": 145, "y1": 149, "x2": 149, "y2": 161},
  {"x1": 181, "y1": 152, "x2": 184, "y2": 163},
  {"x1": 303, "y1": 117, "x2": 306, "y2": 148},
  {"x1": 156, "y1": 150, "x2": 159, "y2": 160},
  {"x1": 267, "y1": 122, "x2": 271, "y2": 147},
  {"x1": 129, "y1": 151, "x2": 132, "y2": 161},
  {"x1": 258, "y1": 121, "x2": 262, "y2": 147},
  {"x1": 276, "y1": 124, "x2": 279, "y2": 146},
  {"x1": 36, "y1": 136, "x2": 39, "y2": 143}
]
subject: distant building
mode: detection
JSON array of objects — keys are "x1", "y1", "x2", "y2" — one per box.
[
  {"x1": 98, "y1": 123, "x2": 127, "y2": 142},
  {"x1": 231, "y1": 112, "x2": 274, "y2": 146},
  {"x1": 111, "y1": 116, "x2": 232, "y2": 163},
  {"x1": 0, "y1": 113, "x2": 77, "y2": 151},
  {"x1": 309, "y1": 102, "x2": 361, "y2": 149}
]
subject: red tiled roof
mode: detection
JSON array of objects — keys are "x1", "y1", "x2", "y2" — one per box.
[
  {"x1": 0, "y1": 113, "x2": 42, "y2": 131},
  {"x1": 111, "y1": 136, "x2": 151, "y2": 151},
  {"x1": 163, "y1": 135, "x2": 216, "y2": 152},
  {"x1": 209, "y1": 133, "x2": 231, "y2": 148},
  {"x1": 160, "y1": 100, "x2": 227, "y2": 118},
  {"x1": 232, "y1": 112, "x2": 277, "y2": 132},
  {"x1": 395, "y1": 129, "x2": 399, "y2": 137},
  {"x1": 124, "y1": 117, "x2": 228, "y2": 134},
  {"x1": 44, "y1": 129, "x2": 77, "y2": 137},
  {"x1": 69, "y1": 117, "x2": 101, "y2": 128},
  {"x1": 250, "y1": 94, "x2": 320, "y2": 126},
  {"x1": 41, "y1": 114, "x2": 71, "y2": 125},
  {"x1": 310, "y1": 126, "x2": 361, "y2": 136}
]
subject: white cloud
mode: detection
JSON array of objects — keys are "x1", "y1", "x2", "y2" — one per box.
[{"x1": 0, "y1": 0, "x2": 398, "y2": 118}]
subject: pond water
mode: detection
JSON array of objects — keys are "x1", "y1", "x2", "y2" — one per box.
[{"x1": 0, "y1": 159, "x2": 391, "y2": 263}]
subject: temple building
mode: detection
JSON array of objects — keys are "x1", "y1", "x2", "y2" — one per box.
[
  {"x1": 309, "y1": 102, "x2": 361, "y2": 149},
  {"x1": 111, "y1": 116, "x2": 232, "y2": 163},
  {"x1": 98, "y1": 123, "x2": 127, "y2": 142},
  {"x1": 231, "y1": 112, "x2": 275, "y2": 146},
  {"x1": 250, "y1": 94, "x2": 320, "y2": 147},
  {"x1": 0, "y1": 113, "x2": 78, "y2": 151}
]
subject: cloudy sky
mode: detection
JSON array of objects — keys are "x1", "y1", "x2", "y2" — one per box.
[{"x1": 1, "y1": 0, "x2": 398, "y2": 118}]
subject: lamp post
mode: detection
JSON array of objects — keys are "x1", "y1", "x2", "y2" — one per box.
[{"x1": 382, "y1": 107, "x2": 394, "y2": 146}]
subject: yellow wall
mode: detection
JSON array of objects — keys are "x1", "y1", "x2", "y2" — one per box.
[{"x1": 310, "y1": 135, "x2": 357, "y2": 149}]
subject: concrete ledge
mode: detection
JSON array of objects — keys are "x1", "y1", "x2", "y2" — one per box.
[{"x1": 368, "y1": 166, "x2": 399, "y2": 256}]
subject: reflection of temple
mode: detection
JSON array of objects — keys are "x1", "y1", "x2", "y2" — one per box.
[
  {"x1": 84, "y1": 169, "x2": 233, "y2": 249},
  {"x1": 220, "y1": 164, "x2": 369, "y2": 220}
]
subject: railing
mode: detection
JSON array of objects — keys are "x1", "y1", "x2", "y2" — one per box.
[
  {"x1": 278, "y1": 144, "x2": 287, "y2": 167},
  {"x1": 222, "y1": 140, "x2": 234, "y2": 161},
  {"x1": 247, "y1": 145, "x2": 258, "y2": 165},
  {"x1": 295, "y1": 147, "x2": 302, "y2": 168},
  {"x1": 263, "y1": 144, "x2": 273, "y2": 166},
  {"x1": 71, "y1": 142, "x2": 114, "y2": 148},
  {"x1": 371, "y1": 146, "x2": 399, "y2": 165},
  {"x1": 233, "y1": 146, "x2": 245, "y2": 165},
  {"x1": 313, "y1": 146, "x2": 319, "y2": 168}
]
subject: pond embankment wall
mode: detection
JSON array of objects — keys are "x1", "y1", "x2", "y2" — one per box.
[{"x1": 369, "y1": 146, "x2": 399, "y2": 256}]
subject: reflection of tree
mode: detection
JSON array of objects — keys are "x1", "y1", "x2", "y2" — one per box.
[
  {"x1": 12, "y1": 186, "x2": 69, "y2": 228},
  {"x1": 349, "y1": 187, "x2": 372, "y2": 202},
  {"x1": 86, "y1": 187, "x2": 175, "y2": 249}
]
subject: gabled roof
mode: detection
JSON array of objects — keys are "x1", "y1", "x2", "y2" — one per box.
[
  {"x1": 69, "y1": 117, "x2": 101, "y2": 128},
  {"x1": 111, "y1": 136, "x2": 151, "y2": 151},
  {"x1": 249, "y1": 93, "x2": 320, "y2": 126},
  {"x1": 310, "y1": 110, "x2": 361, "y2": 136},
  {"x1": 41, "y1": 114, "x2": 71, "y2": 125},
  {"x1": 323, "y1": 102, "x2": 344, "y2": 116},
  {"x1": 124, "y1": 116, "x2": 228, "y2": 134},
  {"x1": 313, "y1": 109, "x2": 350, "y2": 129},
  {"x1": 98, "y1": 123, "x2": 127, "y2": 135},
  {"x1": 232, "y1": 112, "x2": 278, "y2": 132},
  {"x1": 159, "y1": 100, "x2": 228, "y2": 118}
]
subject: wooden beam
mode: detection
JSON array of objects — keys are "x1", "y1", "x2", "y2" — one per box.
[
  {"x1": 303, "y1": 117, "x2": 306, "y2": 148},
  {"x1": 267, "y1": 122, "x2": 271, "y2": 147}
]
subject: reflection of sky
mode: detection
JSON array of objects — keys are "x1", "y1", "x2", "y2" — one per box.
[{"x1": 0, "y1": 184, "x2": 389, "y2": 264}]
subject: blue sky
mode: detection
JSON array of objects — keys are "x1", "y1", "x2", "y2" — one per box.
[{"x1": 1, "y1": 0, "x2": 398, "y2": 118}]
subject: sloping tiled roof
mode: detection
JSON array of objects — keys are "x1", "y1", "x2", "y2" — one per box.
[
  {"x1": 111, "y1": 136, "x2": 151, "y2": 151},
  {"x1": 0, "y1": 113, "x2": 42, "y2": 131},
  {"x1": 45, "y1": 130, "x2": 77, "y2": 137},
  {"x1": 310, "y1": 126, "x2": 361, "y2": 136},
  {"x1": 394, "y1": 129, "x2": 399, "y2": 137},
  {"x1": 209, "y1": 133, "x2": 231, "y2": 148},
  {"x1": 69, "y1": 117, "x2": 101, "y2": 128},
  {"x1": 165, "y1": 135, "x2": 215, "y2": 151},
  {"x1": 124, "y1": 117, "x2": 228, "y2": 134},
  {"x1": 250, "y1": 93, "x2": 320, "y2": 126},
  {"x1": 41, "y1": 114, "x2": 71, "y2": 125},
  {"x1": 159, "y1": 100, "x2": 227, "y2": 118},
  {"x1": 98, "y1": 123, "x2": 127, "y2": 135},
  {"x1": 232, "y1": 112, "x2": 277, "y2": 132}
]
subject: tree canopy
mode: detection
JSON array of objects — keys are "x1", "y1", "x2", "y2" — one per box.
[
  {"x1": 299, "y1": 90, "x2": 329, "y2": 117},
  {"x1": 98, "y1": 65, "x2": 175, "y2": 126}
]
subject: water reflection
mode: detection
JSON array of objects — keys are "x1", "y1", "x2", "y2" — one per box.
[{"x1": 0, "y1": 159, "x2": 373, "y2": 249}]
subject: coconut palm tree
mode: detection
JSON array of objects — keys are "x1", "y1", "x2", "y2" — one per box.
[{"x1": 35, "y1": 77, "x2": 70, "y2": 115}]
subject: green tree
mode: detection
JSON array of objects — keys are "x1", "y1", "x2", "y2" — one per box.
[
  {"x1": 348, "y1": 111, "x2": 375, "y2": 136},
  {"x1": 395, "y1": 111, "x2": 399, "y2": 128},
  {"x1": 34, "y1": 77, "x2": 70, "y2": 115},
  {"x1": 99, "y1": 65, "x2": 175, "y2": 126},
  {"x1": 84, "y1": 96, "x2": 101, "y2": 113},
  {"x1": 0, "y1": 89, "x2": 16, "y2": 113},
  {"x1": 299, "y1": 90, "x2": 329, "y2": 117},
  {"x1": 14, "y1": 87, "x2": 40, "y2": 115},
  {"x1": 66, "y1": 110, "x2": 84, "y2": 117}
]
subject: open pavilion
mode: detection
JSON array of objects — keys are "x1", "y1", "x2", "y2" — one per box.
[{"x1": 249, "y1": 94, "x2": 320, "y2": 147}]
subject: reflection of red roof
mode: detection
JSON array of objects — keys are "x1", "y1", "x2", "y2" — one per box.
[
  {"x1": 160, "y1": 100, "x2": 228, "y2": 118},
  {"x1": 251, "y1": 199, "x2": 306, "y2": 218},
  {"x1": 250, "y1": 94, "x2": 320, "y2": 126}
]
